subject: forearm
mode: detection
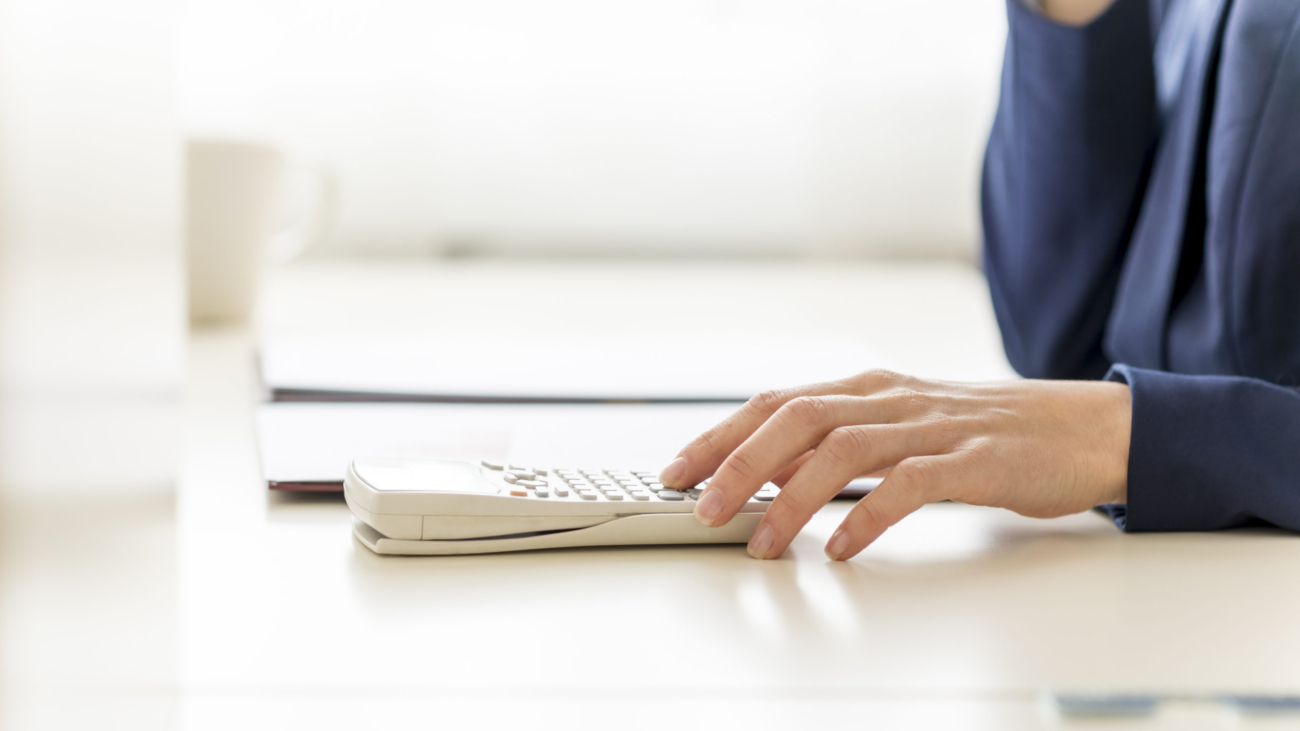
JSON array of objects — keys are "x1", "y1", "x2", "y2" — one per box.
[{"x1": 982, "y1": 0, "x2": 1155, "y2": 379}]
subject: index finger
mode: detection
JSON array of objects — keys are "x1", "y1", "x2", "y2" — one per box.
[{"x1": 658, "y1": 377, "x2": 857, "y2": 489}]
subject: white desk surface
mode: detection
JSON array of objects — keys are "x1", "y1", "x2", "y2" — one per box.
[{"x1": 3, "y1": 258, "x2": 1300, "y2": 731}]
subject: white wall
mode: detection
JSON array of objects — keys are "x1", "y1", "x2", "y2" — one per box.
[{"x1": 179, "y1": 0, "x2": 1007, "y2": 258}]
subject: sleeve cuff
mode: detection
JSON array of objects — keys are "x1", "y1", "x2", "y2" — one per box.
[{"x1": 1102, "y1": 364, "x2": 1300, "y2": 532}]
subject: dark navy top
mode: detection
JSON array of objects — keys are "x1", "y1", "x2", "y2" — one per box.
[{"x1": 982, "y1": 0, "x2": 1300, "y2": 531}]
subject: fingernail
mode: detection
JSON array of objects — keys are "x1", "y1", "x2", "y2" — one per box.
[
  {"x1": 748, "y1": 523, "x2": 774, "y2": 560},
  {"x1": 659, "y1": 457, "x2": 687, "y2": 487},
  {"x1": 694, "y1": 489, "x2": 724, "y2": 526},
  {"x1": 825, "y1": 529, "x2": 850, "y2": 561}
]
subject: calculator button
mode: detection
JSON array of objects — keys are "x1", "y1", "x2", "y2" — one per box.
[
  {"x1": 629, "y1": 492, "x2": 650, "y2": 500},
  {"x1": 510, "y1": 489, "x2": 528, "y2": 497},
  {"x1": 577, "y1": 491, "x2": 598, "y2": 500},
  {"x1": 656, "y1": 491, "x2": 685, "y2": 501},
  {"x1": 534, "y1": 467, "x2": 548, "y2": 476},
  {"x1": 502, "y1": 473, "x2": 519, "y2": 484},
  {"x1": 754, "y1": 492, "x2": 776, "y2": 502},
  {"x1": 553, "y1": 487, "x2": 570, "y2": 497},
  {"x1": 511, "y1": 470, "x2": 537, "y2": 481},
  {"x1": 481, "y1": 460, "x2": 504, "y2": 470},
  {"x1": 604, "y1": 493, "x2": 624, "y2": 501},
  {"x1": 534, "y1": 489, "x2": 549, "y2": 498},
  {"x1": 517, "y1": 479, "x2": 546, "y2": 488}
]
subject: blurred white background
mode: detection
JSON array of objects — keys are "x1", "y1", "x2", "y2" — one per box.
[
  {"x1": 0, "y1": 0, "x2": 1009, "y2": 490},
  {"x1": 0, "y1": 0, "x2": 183, "y2": 492},
  {"x1": 179, "y1": 0, "x2": 1007, "y2": 259}
]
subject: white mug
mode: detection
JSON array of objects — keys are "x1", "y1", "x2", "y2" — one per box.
[{"x1": 185, "y1": 139, "x2": 334, "y2": 324}]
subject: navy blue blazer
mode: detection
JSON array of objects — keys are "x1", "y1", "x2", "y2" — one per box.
[{"x1": 982, "y1": 0, "x2": 1300, "y2": 531}]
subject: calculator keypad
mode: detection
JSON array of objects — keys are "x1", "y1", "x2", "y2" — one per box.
[{"x1": 487, "y1": 463, "x2": 780, "y2": 503}]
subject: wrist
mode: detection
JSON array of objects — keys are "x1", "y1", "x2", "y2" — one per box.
[
  {"x1": 1040, "y1": 0, "x2": 1117, "y2": 25},
  {"x1": 1098, "y1": 381, "x2": 1132, "y2": 504}
]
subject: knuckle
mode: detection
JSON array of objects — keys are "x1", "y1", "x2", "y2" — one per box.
[
  {"x1": 891, "y1": 457, "x2": 940, "y2": 500},
  {"x1": 773, "y1": 486, "x2": 820, "y2": 518},
  {"x1": 820, "y1": 426, "x2": 871, "y2": 467},
  {"x1": 960, "y1": 436, "x2": 995, "y2": 459},
  {"x1": 746, "y1": 388, "x2": 792, "y2": 416},
  {"x1": 692, "y1": 426, "x2": 723, "y2": 456},
  {"x1": 780, "y1": 396, "x2": 830, "y2": 429},
  {"x1": 722, "y1": 448, "x2": 760, "y2": 481},
  {"x1": 853, "y1": 495, "x2": 890, "y2": 530},
  {"x1": 888, "y1": 386, "x2": 930, "y2": 412},
  {"x1": 857, "y1": 369, "x2": 901, "y2": 391}
]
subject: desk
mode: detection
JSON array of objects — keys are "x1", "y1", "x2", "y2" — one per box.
[{"x1": 4, "y1": 258, "x2": 1300, "y2": 730}]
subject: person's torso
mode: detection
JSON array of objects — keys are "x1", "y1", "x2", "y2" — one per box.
[{"x1": 1105, "y1": 0, "x2": 1300, "y2": 385}]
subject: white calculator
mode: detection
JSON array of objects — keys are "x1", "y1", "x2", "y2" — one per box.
[{"x1": 344, "y1": 457, "x2": 778, "y2": 555}]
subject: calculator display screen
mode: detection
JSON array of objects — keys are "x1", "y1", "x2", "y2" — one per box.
[{"x1": 354, "y1": 458, "x2": 496, "y2": 494}]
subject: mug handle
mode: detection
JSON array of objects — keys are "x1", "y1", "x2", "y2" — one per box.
[{"x1": 269, "y1": 158, "x2": 337, "y2": 264}]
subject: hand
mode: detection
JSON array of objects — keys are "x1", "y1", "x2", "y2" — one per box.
[{"x1": 658, "y1": 370, "x2": 1131, "y2": 560}]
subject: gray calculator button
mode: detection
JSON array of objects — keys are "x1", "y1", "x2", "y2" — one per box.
[
  {"x1": 577, "y1": 491, "x2": 597, "y2": 500},
  {"x1": 517, "y1": 479, "x2": 546, "y2": 488},
  {"x1": 656, "y1": 491, "x2": 685, "y2": 501},
  {"x1": 754, "y1": 493, "x2": 776, "y2": 502},
  {"x1": 534, "y1": 489, "x2": 549, "y2": 498},
  {"x1": 533, "y1": 467, "x2": 548, "y2": 476},
  {"x1": 629, "y1": 492, "x2": 650, "y2": 500},
  {"x1": 553, "y1": 487, "x2": 570, "y2": 497},
  {"x1": 604, "y1": 493, "x2": 624, "y2": 501},
  {"x1": 502, "y1": 473, "x2": 518, "y2": 484},
  {"x1": 481, "y1": 460, "x2": 504, "y2": 470},
  {"x1": 513, "y1": 470, "x2": 537, "y2": 481}
]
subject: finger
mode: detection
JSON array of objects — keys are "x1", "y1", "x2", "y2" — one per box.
[
  {"x1": 746, "y1": 423, "x2": 945, "y2": 559},
  {"x1": 770, "y1": 451, "x2": 814, "y2": 487},
  {"x1": 825, "y1": 453, "x2": 969, "y2": 561},
  {"x1": 776, "y1": 454, "x2": 889, "y2": 488},
  {"x1": 658, "y1": 376, "x2": 863, "y2": 489},
  {"x1": 696, "y1": 392, "x2": 927, "y2": 526}
]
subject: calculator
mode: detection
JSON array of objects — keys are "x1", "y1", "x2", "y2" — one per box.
[{"x1": 345, "y1": 457, "x2": 778, "y2": 555}]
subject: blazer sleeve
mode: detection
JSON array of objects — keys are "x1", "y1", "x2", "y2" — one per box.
[
  {"x1": 1102, "y1": 366, "x2": 1300, "y2": 532},
  {"x1": 982, "y1": 0, "x2": 1157, "y2": 380}
]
